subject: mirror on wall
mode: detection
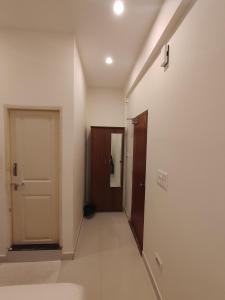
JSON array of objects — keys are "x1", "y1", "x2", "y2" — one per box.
[{"x1": 110, "y1": 133, "x2": 123, "y2": 188}]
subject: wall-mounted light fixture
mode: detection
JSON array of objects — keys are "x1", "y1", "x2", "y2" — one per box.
[{"x1": 161, "y1": 44, "x2": 170, "y2": 70}]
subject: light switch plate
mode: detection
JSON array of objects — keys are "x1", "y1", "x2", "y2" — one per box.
[{"x1": 157, "y1": 169, "x2": 168, "y2": 190}]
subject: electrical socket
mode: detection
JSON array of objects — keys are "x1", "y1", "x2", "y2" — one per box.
[{"x1": 157, "y1": 169, "x2": 168, "y2": 190}]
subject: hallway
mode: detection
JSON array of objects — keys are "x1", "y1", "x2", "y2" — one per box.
[
  {"x1": 58, "y1": 213, "x2": 156, "y2": 300},
  {"x1": 0, "y1": 213, "x2": 156, "y2": 300},
  {"x1": 0, "y1": 1, "x2": 224, "y2": 299}
]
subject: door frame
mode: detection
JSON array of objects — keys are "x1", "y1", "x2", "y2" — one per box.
[
  {"x1": 4, "y1": 105, "x2": 62, "y2": 249},
  {"x1": 129, "y1": 110, "x2": 148, "y2": 254}
]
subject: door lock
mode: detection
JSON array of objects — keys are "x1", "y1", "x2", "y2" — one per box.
[{"x1": 13, "y1": 162, "x2": 18, "y2": 177}]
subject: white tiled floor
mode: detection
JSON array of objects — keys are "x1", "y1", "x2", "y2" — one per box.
[
  {"x1": 0, "y1": 213, "x2": 157, "y2": 300},
  {"x1": 0, "y1": 261, "x2": 60, "y2": 286}
]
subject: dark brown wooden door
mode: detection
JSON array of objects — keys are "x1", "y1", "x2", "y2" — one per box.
[
  {"x1": 91, "y1": 127, "x2": 124, "y2": 212},
  {"x1": 130, "y1": 111, "x2": 148, "y2": 253},
  {"x1": 91, "y1": 127, "x2": 110, "y2": 211}
]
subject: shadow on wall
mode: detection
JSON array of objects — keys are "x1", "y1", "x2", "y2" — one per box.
[{"x1": 85, "y1": 130, "x2": 91, "y2": 204}]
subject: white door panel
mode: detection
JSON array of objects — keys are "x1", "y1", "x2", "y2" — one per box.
[{"x1": 10, "y1": 110, "x2": 59, "y2": 245}]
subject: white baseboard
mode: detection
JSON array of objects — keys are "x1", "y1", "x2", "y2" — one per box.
[
  {"x1": 124, "y1": 208, "x2": 162, "y2": 300},
  {"x1": 61, "y1": 252, "x2": 74, "y2": 260},
  {"x1": 123, "y1": 207, "x2": 131, "y2": 220},
  {"x1": 62, "y1": 216, "x2": 83, "y2": 261},
  {"x1": 73, "y1": 216, "x2": 83, "y2": 258},
  {"x1": 0, "y1": 255, "x2": 7, "y2": 263},
  {"x1": 142, "y1": 251, "x2": 163, "y2": 300},
  {"x1": 124, "y1": 207, "x2": 162, "y2": 299}
]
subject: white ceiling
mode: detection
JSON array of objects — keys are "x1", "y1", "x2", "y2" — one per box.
[{"x1": 0, "y1": 0, "x2": 163, "y2": 88}]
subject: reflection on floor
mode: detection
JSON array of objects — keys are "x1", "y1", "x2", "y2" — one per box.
[{"x1": 0, "y1": 213, "x2": 156, "y2": 300}]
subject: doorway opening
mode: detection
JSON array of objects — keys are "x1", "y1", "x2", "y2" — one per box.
[{"x1": 129, "y1": 110, "x2": 148, "y2": 254}]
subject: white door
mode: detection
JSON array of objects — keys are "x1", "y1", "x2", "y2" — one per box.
[{"x1": 10, "y1": 109, "x2": 60, "y2": 245}]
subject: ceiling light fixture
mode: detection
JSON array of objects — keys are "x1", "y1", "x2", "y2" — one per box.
[
  {"x1": 105, "y1": 56, "x2": 113, "y2": 65},
  {"x1": 113, "y1": 0, "x2": 124, "y2": 16}
]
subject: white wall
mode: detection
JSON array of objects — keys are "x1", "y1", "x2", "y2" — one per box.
[
  {"x1": 125, "y1": 0, "x2": 196, "y2": 96},
  {"x1": 126, "y1": 0, "x2": 183, "y2": 94},
  {"x1": 86, "y1": 88, "x2": 125, "y2": 202},
  {"x1": 125, "y1": 0, "x2": 225, "y2": 299},
  {"x1": 73, "y1": 41, "x2": 87, "y2": 245},
  {"x1": 87, "y1": 88, "x2": 125, "y2": 128},
  {"x1": 0, "y1": 29, "x2": 86, "y2": 257}
]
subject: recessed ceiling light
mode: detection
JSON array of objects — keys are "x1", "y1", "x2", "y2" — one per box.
[
  {"x1": 105, "y1": 57, "x2": 113, "y2": 65},
  {"x1": 113, "y1": 1, "x2": 124, "y2": 16}
]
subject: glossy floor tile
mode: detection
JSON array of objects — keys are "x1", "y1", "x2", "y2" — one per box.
[
  {"x1": 0, "y1": 213, "x2": 157, "y2": 300},
  {"x1": 0, "y1": 260, "x2": 61, "y2": 286},
  {"x1": 57, "y1": 213, "x2": 157, "y2": 300}
]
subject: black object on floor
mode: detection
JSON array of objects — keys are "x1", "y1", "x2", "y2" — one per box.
[
  {"x1": 9, "y1": 244, "x2": 61, "y2": 251},
  {"x1": 84, "y1": 203, "x2": 96, "y2": 219}
]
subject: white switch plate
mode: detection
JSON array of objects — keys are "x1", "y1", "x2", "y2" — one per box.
[{"x1": 157, "y1": 169, "x2": 168, "y2": 190}]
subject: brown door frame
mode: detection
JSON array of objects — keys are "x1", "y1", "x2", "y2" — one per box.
[{"x1": 129, "y1": 110, "x2": 148, "y2": 254}]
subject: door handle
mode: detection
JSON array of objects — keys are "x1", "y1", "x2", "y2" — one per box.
[
  {"x1": 139, "y1": 183, "x2": 145, "y2": 188},
  {"x1": 12, "y1": 182, "x2": 25, "y2": 191}
]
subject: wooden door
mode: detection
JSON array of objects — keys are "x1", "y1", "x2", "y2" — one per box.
[
  {"x1": 91, "y1": 127, "x2": 110, "y2": 211},
  {"x1": 130, "y1": 111, "x2": 148, "y2": 253},
  {"x1": 90, "y1": 127, "x2": 124, "y2": 211},
  {"x1": 10, "y1": 109, "x2": 60, "y2": 245}
]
